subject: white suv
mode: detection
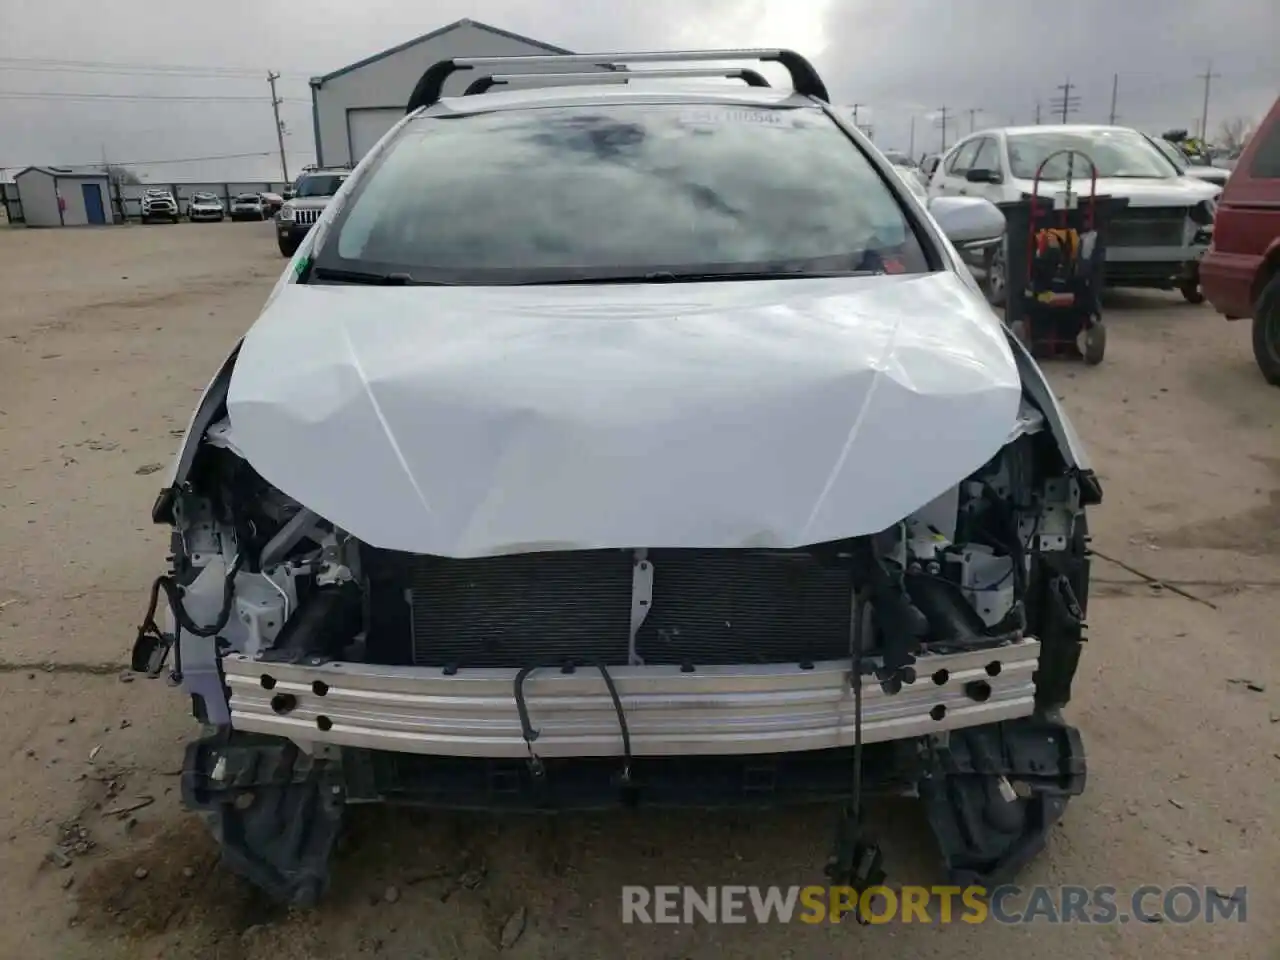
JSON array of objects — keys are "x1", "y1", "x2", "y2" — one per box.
[
  {"x1": 140, "y1": 188, "x2": 178, "y2": 224},
  {"x1": 136, "y1": 50, "x2": 1096, "y2": 907}
]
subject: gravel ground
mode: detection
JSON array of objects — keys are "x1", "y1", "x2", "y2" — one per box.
[{"x1": 0, "y1": 222, "x2": 1276, "y2": 960}]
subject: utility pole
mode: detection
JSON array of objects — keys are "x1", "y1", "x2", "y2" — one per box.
[
  {"x1": 934, "y1": 106, "x2": 950, "y2": 151},
  {"x1": 267, "y1": 71, "x2": 289, "y2": 183},
  {"x1": 1197, "y1": 61, "x2": 1220, "y2": 141},
  {"x1": 966, "y1": 107, "x2": 983, "y2": 134},
  {"x1": 1035, "y1": 100, "x2": 1042, "y2": 125},
  {"x1": 1051, "y1": 77, "x2": 1080, "y2": 123},
  {"x1": 1108, "y1": 73, "x2": 1119, "y2": 124},
  {"x1": 850, "y1": 103, "x2": 863, "y2": 127},
  {"x1": 908, "y1": 115, "x2": 916, "y2": 158}
]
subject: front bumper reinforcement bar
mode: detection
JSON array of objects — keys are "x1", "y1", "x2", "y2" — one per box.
[{"x1": 223, "y1": 639, "x2": 1041, "y2": 758}]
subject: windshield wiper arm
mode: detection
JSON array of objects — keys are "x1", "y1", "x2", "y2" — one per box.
[
  {"x1": 524, "y1": 269, "x2": 881, "y2": 285},
  {"x1": 309, "y1": 266, "x2": 438, "y2": 285}
]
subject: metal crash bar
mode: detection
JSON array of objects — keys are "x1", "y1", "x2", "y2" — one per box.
[
  {"x1": 462, "y1": 67, "x2": 772, "y2": 97},
  {"x1": 408, "y1": 49, "x2": 830, "y2": 112}
]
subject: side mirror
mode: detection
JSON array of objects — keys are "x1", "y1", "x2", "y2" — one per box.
[
  {"x1": 965, "y1": 167, "x2": 1004, "y2": 184},
  {"x1": 928, "y1": 196, "x2": 1006, "y2": 249}
]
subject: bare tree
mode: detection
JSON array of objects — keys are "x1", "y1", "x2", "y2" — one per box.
[
  {"x1": 1216, "y1": 117, "x2": 1254, "y2": 153},
  {"x1": 104, "y1": 164, "x2": 141, "y2": 186}
]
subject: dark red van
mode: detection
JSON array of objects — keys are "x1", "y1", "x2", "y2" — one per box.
[{"x1": 1200, "y1": 94, "x2": 1280, "y2": 384}]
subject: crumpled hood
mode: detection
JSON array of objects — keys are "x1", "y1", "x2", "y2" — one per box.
[{"x1": 226, "y1": 274, "x2": 1023, "y2": 557}]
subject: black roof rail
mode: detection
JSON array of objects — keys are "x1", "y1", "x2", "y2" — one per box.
[
  {"x1": 408, "y1": 49, "x2": 828, "y2": 113},
  {"x1": 461, "y1": 66, "x2": 772, "y2": 97}
]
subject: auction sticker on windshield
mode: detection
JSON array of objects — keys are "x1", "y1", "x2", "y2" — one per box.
[{"x1": 677, "y1": 108, "x2": 790, "y2": 126}]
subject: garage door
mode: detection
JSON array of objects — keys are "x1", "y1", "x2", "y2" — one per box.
[{"x1": 347, "y1": 108, "x2": 404, "y2": 164}]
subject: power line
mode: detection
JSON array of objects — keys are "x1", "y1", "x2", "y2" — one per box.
[
  {"x1": 0, "y1": 55, "x2": 311, "y2": 79},
  {"x1": 0, "y1": 64, "x2": 308, "y2": 82},
  {"x1": 108, "y1": 150, "x2": 279, "y2": 166},
  {"x1": 1, "y1": 150, "x2": 279, "y2": 169},
  {"x1": 0, "y1": 91, "x2": 310, "y2": 103}
]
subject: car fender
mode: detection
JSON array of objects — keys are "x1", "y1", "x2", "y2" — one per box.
[
  {"x1": 1003, "y1": 329, "x2": 1101, "y2": 503},
  {"x1": 152, "y1": 340, "x2": 243, "y2": 523}
]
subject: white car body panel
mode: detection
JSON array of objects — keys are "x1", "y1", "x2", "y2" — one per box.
[
  {"x1": 223, "y1": 274, "x2": 1023, "y2": 558},
  {"x1": 1182, "y1": 165, "x2": 1230, "y2": 187}
]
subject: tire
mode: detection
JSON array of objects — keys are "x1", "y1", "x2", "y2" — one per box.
[
  {"x1": 1252, "y1": 273, "x2": 1280, "y2": 386},
  {"x1": 1180, "y1": 281, "x2": 1205, "y2": 304},
  {"x1": 278, "y1": 237, "x2": 300, "y2": 258},
  {"x1": 984, "y1": 240, "x2": 1008, "y2": 307},
  {"x1": 1083, "y1": 322, "x2": 1106, "y2": 365}
]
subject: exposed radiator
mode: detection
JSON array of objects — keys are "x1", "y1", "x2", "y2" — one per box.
[{"x1": 406, "y1": 549, "x2": 855, "y2": 668}]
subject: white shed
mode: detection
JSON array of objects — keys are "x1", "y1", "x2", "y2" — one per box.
[
  {"x1": 310, "y1": 18, "x2": 598, "y2": 169},
  {"x1": 14, "y1": 166, "x2": 113, "y2": 227}
]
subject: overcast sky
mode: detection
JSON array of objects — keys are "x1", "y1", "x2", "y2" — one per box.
[{"x1": 2, "y1": 0, "x2": 1277, "y2": 182}]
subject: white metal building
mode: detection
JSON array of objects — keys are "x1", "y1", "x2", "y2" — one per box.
[
  {"x1": 310, "y1": 18, "x2": 595, "y2": 169},
  {"x1": 14, "y1": 166, "x2": 113, "y2": 227}
]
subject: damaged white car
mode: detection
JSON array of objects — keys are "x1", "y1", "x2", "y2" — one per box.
[{"x1": 135, "y1": 50, "x2": 1098, "y2": 906}]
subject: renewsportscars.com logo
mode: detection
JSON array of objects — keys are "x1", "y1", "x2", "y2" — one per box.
[{"x1": 621, "y1": 885, "x2": 1248, "y2": 925}]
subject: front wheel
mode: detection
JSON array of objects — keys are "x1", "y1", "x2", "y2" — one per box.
[
  {"x1": 1180, "y1": 280, "x2": 1206, "y2": 304},
  {"x1": 1252, "y1": 274, "x2": 1280, "y2": 386},
  {"x1": 278, "y1": 237, "x2": 300, "y2": 258},
  {"x1": 1083, "y1": 322, "x2": 1106, "y2": 365}
]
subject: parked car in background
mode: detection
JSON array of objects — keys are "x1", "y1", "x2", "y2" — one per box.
[
  {"x1": 881, "y1": 149, "x2": 914, "y2": 167},
  {"x1": 1147, "y1": 135, "x2": 1231, "y2": 188},
  {"x1": 928, "y1": 124, "x2": 1221, "y2": 305},
  {"x1": 187, "y1": 192, "x2": 224, "y2": 222},
  {"x1": 275, "y1": 168, "x2": 350, "y2": 256},
  {"x1": 140, "y1": 188, "x2": 179, "y2": 224},
  {"x1": 229, "y1": 194, "x2": 267, "y2": 221},
  {"x1": 1200, "y1": 95, "x2": 1280, "y2": 384},
  {"x1": 141, "y1": 54, "x2": 1095, "y2": 907},
  {"x1": 260, "y1": 192, "x2": 285, "y2": 217},
  {"x1": 891, "y1": 163, "x2": 929, "y2": 201}
]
